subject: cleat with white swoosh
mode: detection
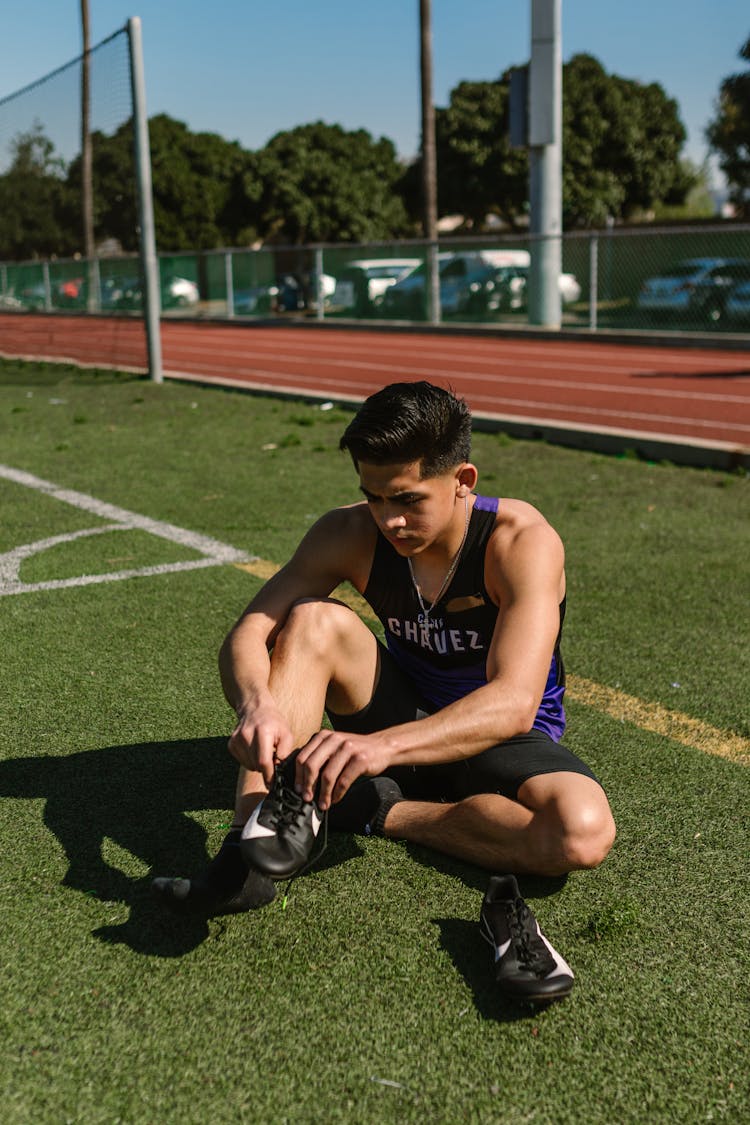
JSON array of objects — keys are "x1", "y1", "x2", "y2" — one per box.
[
  {"x1": 480, "y1": 874, "x2": 574, "y2": 1003},
  {"x1": 240, "y1": 755, "x2": 323, "y2": 880}
]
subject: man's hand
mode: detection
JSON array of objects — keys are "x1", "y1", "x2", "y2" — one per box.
[
  {"x1": 227, "y1": 703, "x2": 296, "y2": 786},
  {"x1": 294, "y1": 730, "x2": 394, "y2": 811}
]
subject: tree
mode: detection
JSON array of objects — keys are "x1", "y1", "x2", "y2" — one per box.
[
  {"x1": 252, "y1": 122, "x2": 410, "y2": 243},
  {"x1": 653, "y1": 159, "x2": 715, "y2": 221},
  {"x1": 147, "y1": 116, "x2": 256, "y2": 249},
  {"x1": 67, "y1": 114, "x2": 260, "y2": 252},
  {"x1": 409, "y1": 56, "x2": 693, "y2": 231},
  {"x1": 431, "y1": 77, "x2": 527, "y2": 229},
  {"x1": 563, "y1": 54, "x2": 693, "y2": 226},
  {"x1": 707, "y1": 37, "x2": 750, "y2": 218},
  {"x1": 67, "y1": 120, "x2": 138, "y2": 251},
  {"x1": 0, "y1": 125, "x2": 76, "y2": 259}
]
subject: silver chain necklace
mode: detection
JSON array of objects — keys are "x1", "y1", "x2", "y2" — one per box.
[{"x1": 407, "y1": 495, "x2": 470, "y2": 621}]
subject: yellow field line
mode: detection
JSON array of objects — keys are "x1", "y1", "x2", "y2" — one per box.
[
  {"x1": 566, "y1": 676, "x2": 750, "y2": 765},
  {"x1": 234, "y1": 560, "x2": 750, "y2": 767}
]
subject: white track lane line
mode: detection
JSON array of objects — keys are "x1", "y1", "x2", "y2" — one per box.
[
  {"x1": 162, "y1": 364, "x2": 750, "y2": 435},
  {"x1": 166, "y1": 326, "x2": 750, "y2": 374},
  {"x1": 162, "y1": 343, "x2": 750, "y2": 404}
]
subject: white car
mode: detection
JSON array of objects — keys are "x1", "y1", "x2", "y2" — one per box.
[
  {"x1": 382, "y1": 250, "x2": 580, "y2": 318},
  {"x1": 490, "y1": 260, "x2": 582, "y2": 311},
  {"x1": 166, "y1": 276, "x2": 200, "y2": 307},
  {"x1": 331, "y1": 259, "x2": 421, "y2": 314}
]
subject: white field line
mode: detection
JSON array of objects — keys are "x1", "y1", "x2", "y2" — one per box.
[{"x1": 0, "y1": 464, "x2": 250, "y2": 596}]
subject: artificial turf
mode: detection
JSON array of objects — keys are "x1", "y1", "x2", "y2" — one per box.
[{"x1": 0, "y1": 358, "x2": 748, "y2": 1123}]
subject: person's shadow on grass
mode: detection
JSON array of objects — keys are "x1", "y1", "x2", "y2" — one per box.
[
  {"x1": 0, "y1": 738, "x2": 259, "y2": 956},
  {"x1": 0, "y1": 740, "x2": 569, "y2": 993}
]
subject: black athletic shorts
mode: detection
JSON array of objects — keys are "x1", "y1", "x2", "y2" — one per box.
[{"x1": 326, "y1": 641, "x2": 601, "y2": 802}]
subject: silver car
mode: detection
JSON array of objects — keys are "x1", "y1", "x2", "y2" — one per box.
[
  {"x1": 331, "y1": 259, "x2": 421, "y2": 315},
  {"x1": 636, "y1": 258, "x2": 750, "y2": 323},
  {"x1": 725, "y1": 279, "x2": 750, "y2": 323}
]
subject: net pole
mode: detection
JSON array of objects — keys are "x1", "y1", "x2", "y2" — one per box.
[
  {"x1": 80, "y1": 0, "x2": 98, "y2": 311},
  {"x1": 127, "y1": 16, "x2": 162, "y2": 383},
  {"x1": 419, "y1": 0, "x2": 440, "y2": 325}
]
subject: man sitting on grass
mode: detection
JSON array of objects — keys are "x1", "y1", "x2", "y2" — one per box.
[{"x1": 153, "y1": 380, "x2": 615, "y2": 1002}]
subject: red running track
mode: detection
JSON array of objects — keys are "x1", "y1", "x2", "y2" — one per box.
[{"x1": 2, "y1": 313, "x2": 749, "y2": 459}]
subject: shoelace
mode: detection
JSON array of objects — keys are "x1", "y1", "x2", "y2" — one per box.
[
  {"x1": 268, "y1": 765, "x2": 310, "y2": 830},
  {"x1": 268, "y1": 763, "x2": 329, "y2": 908},
  {"x1": 508, "y1": 899, "x2": 556, "y2": 976}
]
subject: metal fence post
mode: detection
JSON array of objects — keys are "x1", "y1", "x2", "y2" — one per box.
[
  {"x1": 224, "y1": 251, "x2": 234, "y2": 318},
  {"x1": 90, "y1": 256, "x2": 101, "y2": 311},
  {"x1": 42, "y1": 261, "x2": 52, "y2": 311},
  {"x1": 127, "y1": 16, "x2": 163, "y2": 384},
  {"x1": 315, "y1": 247, "x2": 325, "y2": 322},
  {"x1": 426, "y1": 241, "x2": 441, "y2": 325},
  {"x1": 589, "y1": 234, "x2": 598, "y2": 332}
]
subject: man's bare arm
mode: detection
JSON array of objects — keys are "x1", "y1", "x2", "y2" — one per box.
[{"x1": 218, "y1": 506, "x2": 372, "y2": 779}]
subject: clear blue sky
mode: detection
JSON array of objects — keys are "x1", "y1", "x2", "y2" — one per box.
[{"x1": 1, "y1": 1, "x2": 747, "y2": 184}]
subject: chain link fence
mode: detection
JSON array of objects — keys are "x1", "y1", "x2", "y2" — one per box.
[{"x1": 4, "y1": 225, "x2": 750, "y2": 338}]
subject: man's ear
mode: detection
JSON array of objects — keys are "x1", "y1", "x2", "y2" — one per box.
[{"x1": 456, "y1": 463, "x2": 478, "y2": 495}]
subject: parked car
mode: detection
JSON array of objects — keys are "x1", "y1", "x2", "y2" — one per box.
[
  {"x1": 162, "y1": 275, "x2": 200, "y2": 308},
  {"x1": 636, "y1": 258, "x2": 750, "y2": 323},
  {"x1": 55, "y1": 276, "x2": 131, "y2": 310},
  {"x1": 331, "y1": 258, "x2": 421, "y2": 315},
  {"x1": 233, "y1": 282, "x2": 281, "y2": 315},
  {"x1": 381, "y1": 251, "x2": 502, "y2": 318},
  {"x1": 0, "y1": 292, "x2": 24, "y2": 309},
  {"x1": 724, "y1": 279, "x2": 750, "y2": 324},
  {"x1": 115, "y1": 275, "x2": 200, "y2": 310},
  {"x1": 490, "y1": 262, "x2": 582, "y2": 311},
  {"x1": 381, "y1": 250, "x2": 580, "y2": 318},
  {"x1": 308, "y1": 270, "x2": 337, "y2": 311},
  {"x1": 18, "y1": 282, "x2": 50, "y2": 310}
]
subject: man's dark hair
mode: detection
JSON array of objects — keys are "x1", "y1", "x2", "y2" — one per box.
[{"x1": 339, "y1": 381, "x2": 472, "y2": 477}]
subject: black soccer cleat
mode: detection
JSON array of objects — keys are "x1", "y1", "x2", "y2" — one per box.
[
  {"x1": 240, "y1": 757, "x2": 324, "y2": 880},
  {"x1": 480, "y1": 874, "x2": 575, "y2": 1003}
]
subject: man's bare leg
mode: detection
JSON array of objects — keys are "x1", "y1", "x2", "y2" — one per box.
[
  {"x1": 233, "y1": 598, "x2": 382, "y2": 824},
  {"x1": 383, "y1": 772, "x2": 616, "y2": 876},
  {"x1": 154, "y1": 598, "x2": 379, "y2": 911}
]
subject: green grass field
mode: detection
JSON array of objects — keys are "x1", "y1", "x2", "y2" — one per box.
[{"x1": 1, "y1": 358, "x2": 748, "y2": 1124}]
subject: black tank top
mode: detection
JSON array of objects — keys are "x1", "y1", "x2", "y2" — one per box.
[{"x1": 362, "y1": 494, "x2": 567, "y2": 739}]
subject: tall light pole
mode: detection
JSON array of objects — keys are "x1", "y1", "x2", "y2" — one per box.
[
  {"x1": 80, "y1": 0, "x2": 97, "y2": 310},
  {"x1": 528, "y1": 0, "x2": 562, "y2": 328},
  {"x1": 419, "y1": 0, "x2": 440, "y2": 324}
]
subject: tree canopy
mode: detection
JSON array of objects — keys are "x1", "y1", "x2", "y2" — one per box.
[
  {"x1": 707, "y1": 36, "x2": 750, "y2": 218},
  {"x1": 66, "y1": 115, "x2": 260, "y2": 252},
  {"x1": 0, "y1": 50, "x2": 713, "y2": 261},
  {"x1": 402, "y1": 56, "x2": 692, "y2": 232},
  {"x1": 0, "y1": 116, "x2": 410, "y2": 260},
  {"x1": 252, "y1": 122, "x2": 410, "y2": 244},
  {"x1": 0, "y1": 123, "x2": 76, "y2": 259},
  {"x1": 433, "y1": 78, "x2": 527, "y2": 229},
  {"x1": 562, "y1": 54, "x2": 693, "y2": 226}
]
